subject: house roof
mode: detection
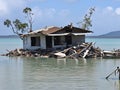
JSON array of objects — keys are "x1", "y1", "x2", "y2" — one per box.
[
  {"x1": 51, "y1": 25, "x2": 92, "y2": 34},
  {"x1": 22, "y1": 26, "x2": 61, "y2": 36},
  {"x1": 23, "y1": 24, "x2": 92, "y2": 36},
  {"x1": 41, "y1": 26, "x2": 61, "y2": 35}
]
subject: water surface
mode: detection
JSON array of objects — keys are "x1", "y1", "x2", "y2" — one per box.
[
  {"x1": 0, "y1": 56, "x2": 120, "y2": 90},
  {"x1": 86, "y1": 38, "x2": 120, "y2": 50},
  {"x1": 0, "y1": 37, "x2": 120, "y2": 90}
]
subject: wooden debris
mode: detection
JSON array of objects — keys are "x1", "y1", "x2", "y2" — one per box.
[
  {"x1": 103, "y1": 50, "x2": 120, "y2": 58},
  {"x1": 50, "y1": 42, "x2": 103, "y2": 58},
  {"x1": 1, "y1": 42, "x2": 120, "y2": 59},
  {"x1": 54, "y1": 52, "x2": 66, "y2": 58}
]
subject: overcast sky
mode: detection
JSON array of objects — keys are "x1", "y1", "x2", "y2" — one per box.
[{"x1": 1, "y1": 0, "x2": 120, "y2": 35}]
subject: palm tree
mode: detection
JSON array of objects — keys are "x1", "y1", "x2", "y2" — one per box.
[
  {"x1": 3, "y1": 7, "x2": 33, "y2": 39},
  {"x1": 4, "y1": 19, "x2": 28, "y2": 39},
  {"x1": 23, "y1": 7, "x2": 33, "y2": 32},
  {"x1": 4, "y1": 19, "x2": 16, "y2": 34}
]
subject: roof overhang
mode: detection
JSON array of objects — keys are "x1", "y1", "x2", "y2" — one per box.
[
  {"x1": 47, "y1": 33, "x2": 90, "y2": 36},
  {"x1": 21, "y1": 25, "x2": 93, "y2": 37},
  {"x1": 47, "y1": 33, "x2": 69, "y2": 36}
]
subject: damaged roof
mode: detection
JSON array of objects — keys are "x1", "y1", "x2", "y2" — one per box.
[
  {"x1": 51, "y1": 25, "x2": 93, "y2": 34},
  {"x1": 23, "y1": 24, "x2": 92, "y2": 36},
  {"x1": 27, "y1": 26, "x2": 60, "y2": 34},
  {"x1": 41, "y1": 26, "x2": 61, "y2": 35}
]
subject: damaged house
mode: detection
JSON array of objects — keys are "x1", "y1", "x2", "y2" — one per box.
[{"x1": 22, "y1": 24, "x2": 92, "y2": 50}]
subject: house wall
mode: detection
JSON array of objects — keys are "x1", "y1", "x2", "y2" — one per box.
[
  {"x1": 41, "y1": 35, "x2": 46, "y2": 49},
  {"x1": 23, "y1": 34, "x2": 86, "y2": 50},
  {"x1": 51, "y1": 35, "x2": 85, "y2": 49},
  {"x1": 52, "y1": 36, "x2": 66, "y2": 49},
  {"x1": 23, "y1": 34, "x2": 46, "y2": 50},
  {"x1": 72, "y1": 35, "x2": 85, "y2": 45},
  {"x1": 23, "y1": 36, "x2": 31, "y2": 49}
]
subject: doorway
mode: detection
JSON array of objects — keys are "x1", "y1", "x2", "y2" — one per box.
[
  {"x1": 46, "y1": 36, "x2": 52, "y2": 48},
  {"x1": 65, "y1": 36, "x2": 72, "y2": 46}
]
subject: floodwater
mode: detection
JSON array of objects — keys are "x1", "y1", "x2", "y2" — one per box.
[
  {"x1": 0, "y1": 37, "x2": 120, "y2": 90},
  {"x1": 0, "y1": 56, "x2": 120, "y2": 90}
]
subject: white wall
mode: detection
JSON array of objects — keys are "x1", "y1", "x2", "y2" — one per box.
[
  {"x1": 23, "y1": 34, "x2": 46, "y2": 50},
  {"x1": 23, "y1": 36, "x2": 31, "y2": 49},
  {"x1": 40, "y1": 35, "x2": 46, "y2": 49},
  {"x1": 23, "y1": 34, "x2": 86, "y2": 50}
]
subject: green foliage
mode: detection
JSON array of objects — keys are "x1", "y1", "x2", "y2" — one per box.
[
  {"x1": 23, "y1": 7, "x2": 32, "y2": 13},
  {"x1": 4, "y1": 19, "x2": 28, "y2": 38},
  {"x1": 77, "y1": 7, "x2": 95, "y2": 30},
  {"x1": 13, "y1": 19, "x2": 28, "y2": 33},
  {"x1": 23, "y1": 7, "x2": 34, "y2": 32},
  {"x1": 4, "y1": 7, "x2": 33, "y2": 39},
  {"x1": 4, "y1": 19, "x2": 11, "y2": 27}
]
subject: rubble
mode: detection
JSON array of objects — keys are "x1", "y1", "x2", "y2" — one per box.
[
  {"x1": 1, "y1": 42, "x2": 120, "y2": 59},
  {"x1": 52, "y1": 42, "x2": 103, "y2": 58}
]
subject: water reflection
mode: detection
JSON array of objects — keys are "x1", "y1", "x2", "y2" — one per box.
[
  {"x1": 106, "y1": 79, "x2": 120, "y2": 90},
  {"x1": 0, "y1": 56, "x2": 23, "y2": 90},
  {"x1": 21, "y1": 57, "x2": 96, "y2": 66},
  {"x1": 115, "y1": 80, "x2": 120, "y2": 90},
  {"x1": 57, "y1": 58, "x2": 66, "y2": 65},
  {"x1": 21, "y1": 57, "x2": 97, "y2": 90},
  {"x1": 56, "y1": 57, "x2": 98, "y2": 66},
  {"x1": 56, "y1": 58, "x2": 90, "y2": 66},
  {"x1": 0, "y1": 56, "x2": 120, "y2": 90}
]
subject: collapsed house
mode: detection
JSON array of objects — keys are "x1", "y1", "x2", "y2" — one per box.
[
  {"x1": 22, "y1": 24, "x2": 92, "y2": 50},
  {"x1": 2, "y1": 24, "x2": 120, "y2": 58}
]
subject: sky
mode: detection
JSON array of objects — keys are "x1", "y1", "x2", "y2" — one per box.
[{"x1": 1, "y1": 0, "x2": 120, "y2": 36}]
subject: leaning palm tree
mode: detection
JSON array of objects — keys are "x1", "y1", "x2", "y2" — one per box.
[
  {"x1": 4, "y1": 19, "x2": 28, "y2": 39},
  {"x1": 23, "y1": 7, "x2": 34, "y2": 32},
  {"x1": 4, "y1": 7, "x2": 33, "y2": 39},
  {"x1": 4, "y1": 19, "x2": 16, "y2": 34}
]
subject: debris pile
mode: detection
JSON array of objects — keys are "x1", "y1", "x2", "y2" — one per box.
[
  {"x1": 51, "y1": 42, "x2": 103, "y2": 58},
  {"x1": 103, "y1": 49, "x2": 120, "y2": 58},
  {"x1": 2, "y1": 49, "x2": 50, "y2": 57},
  {"x1": 1, "y1": 42, "x2": 120, "y2": 58}
]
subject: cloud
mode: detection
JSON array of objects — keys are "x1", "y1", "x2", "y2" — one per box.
[
  {"x1": 0, "y1": 0, "x2": 8, "y2": 15},
  {"x1": 32, "y1": 7, "x2": 43, "y2": 18},
  {"x1": 32, "y1": 7, "x2": 70, "y2": 19},
  {"x1": 102, "y1": 6, "x2": 114, "y2": 14},
  {"x1": 58, "y1": 9, "x2": 70, "y2": 17},
  {"x1": 102, "y1": 6, "x2": 120, "y2": 16},
  {"x1": 106, "y1": 6, "x2": 120, "y2": 16},
  {"x1": 115, "y1": 8, "x2": 120, "y2": 15},
  {"x1": 30, "y1": 6, "x2": 71, "y2": 29},
  {"x1": 105, "y1": 6, "x2": 120, "y2": 15},
  {"x1": 32, "y1": 7, "x2": 56, "y2": 19},
  {"x1": 106, "y1": 6, "x2": 113, "y2": 11},
  {"x1": 92, "y1": 7, "x2": 120, "y2": 35},
  {"x1": 44, "y1": 8, "x2": 56, "y2": 18},
  {"x1": 0, "y1": 0, "x2": 26, "y2": 16}
]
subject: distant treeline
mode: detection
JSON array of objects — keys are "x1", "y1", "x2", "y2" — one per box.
[
  {"x1": 87, "y1": 36, "x2": 120, "y2": 38},
  {"x1": 1, "y1": 35, "x2": 120, "y2": 38},
  {"x1": 1, "y1": 30, "x2": 120, "y2": 38},
  {"x1": 87, "y1": 30, "x2": 120, "y2": 38}
]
